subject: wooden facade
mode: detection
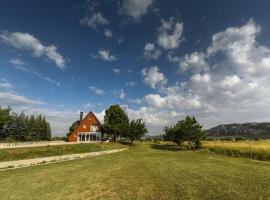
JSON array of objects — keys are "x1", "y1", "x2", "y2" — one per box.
[{"x1": 68, "y1": 111, "x2": 102, "y2": 142}]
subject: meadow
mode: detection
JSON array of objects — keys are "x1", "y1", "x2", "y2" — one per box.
[
  {"x1": 0, "y1": 143, "x2": 269, "y2": 200},
  {"x1": 0, "y1": 142, "x2": 126, "y2": 162},
  {"x1": 203, "y1": 140, "x2": 270, "y2": 161}
]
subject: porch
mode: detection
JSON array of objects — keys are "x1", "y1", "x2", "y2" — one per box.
[{"x1": 77, "y1": 132, "x2": 102, "y2": 142}]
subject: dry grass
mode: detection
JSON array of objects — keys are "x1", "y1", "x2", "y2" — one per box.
[{"x1": 203, "y1": 140, "x2": 270, "y2": 161}]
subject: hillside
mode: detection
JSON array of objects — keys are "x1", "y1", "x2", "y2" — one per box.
[{"x1": 206, "y1": 122, "x2": 270, "y2": 139}]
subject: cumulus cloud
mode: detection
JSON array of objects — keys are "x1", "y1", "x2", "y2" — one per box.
[
  {"x1": 190, "y1": 73, "x2": 211, "y2": 83},
  {"x1": 128, "y1": 19, "x2": 270, "y2": 135},
  {"x1": 142, "y1": 66, "x2": 167, "y2": 88},
  {"x1": 119, "y1": 0, "x2": 154, "y2": 21},
  {"x1": 179, "y1": 52, "x2": 209, "y2": 73},
  {"x1": 0, "y1": 32, "x2": 66, "y2": 69},
  {"x1": 143, "y1": 42, "x2": 161, "y2": 59},
  {"x1": 157, "y1": 17, "x2": 184, "y2": 49},
  {"x1": 93, "y1": 49, "x2": 118, "y2": 61},
  {"x1": 80, "y1": 12, "x2": 109, "y2": 29},
  {"x1": 89, "y1": 86, "x2": 104, "y2": 95}
]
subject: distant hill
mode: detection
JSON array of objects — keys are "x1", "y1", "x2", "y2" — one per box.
[{"x1": 206, "y1": 122, "x2": 270, "y2": 139}]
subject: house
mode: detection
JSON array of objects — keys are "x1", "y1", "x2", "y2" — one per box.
[{"x1": 68, "y1": 111, "x2": 102, "y2": 142}]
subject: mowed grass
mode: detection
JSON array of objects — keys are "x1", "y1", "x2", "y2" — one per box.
[
  {"x1": 0, "y1": 142, "x2": 126, "y2": 162},
  {"x1": 0, "y1": 143, "x2": 269, "y2": 200},
  {"x1": 203, "y1": 140, "x2": 270, "y2": 161}
]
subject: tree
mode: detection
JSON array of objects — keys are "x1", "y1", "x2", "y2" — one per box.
[
  {"x1": 0, "y1": 106, "x2": 11, "y2": 140},
  {"x1": 127, "y1": 119, "x2": 148, "y2": 143},
  {"x1": 0, "y1": 106, "x2": 51, "y2": 141},
  {"x1": 163, "y1": 116, "x2": 206, "y2": 150},
  {"x1": 103, "y1": 105, "x2": 129, "y2": 141},
  {"x1": 164, "y1": 125, "x2": 184, "y2": 146},
  {"x1": 66, "y1": 120, "x2": 79, "y2": 137}
]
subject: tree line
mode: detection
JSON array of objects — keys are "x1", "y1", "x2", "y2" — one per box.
[
  {"x1": 0, "y1": 107, "x2": 51, "y2": 142},
  {"x1": 67, "y1": 104, "x2": 206, "y2": 149}
]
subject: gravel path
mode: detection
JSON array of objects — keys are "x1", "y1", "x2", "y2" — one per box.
[{"x1": 0, "y1": 147, "x2": 128, "y2": 170}]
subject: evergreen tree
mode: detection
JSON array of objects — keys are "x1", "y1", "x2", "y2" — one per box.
[{"x1": 0, "y1": 106, "x2": 11, "y2": 140}]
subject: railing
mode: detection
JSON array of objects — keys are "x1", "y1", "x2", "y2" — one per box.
[{"x1": 77, "y1": 132, "x2": 101, "y2": 135}]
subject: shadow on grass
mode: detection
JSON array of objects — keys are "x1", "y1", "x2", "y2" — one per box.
[{"x1": 151, "y1": 143, "x2": 188, "y2": 151}]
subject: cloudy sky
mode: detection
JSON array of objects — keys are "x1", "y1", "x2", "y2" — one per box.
[{"x1": 1, "y1": 0, "x2": 270, "y2": 136}]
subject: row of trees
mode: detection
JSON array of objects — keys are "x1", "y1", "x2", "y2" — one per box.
[
  {"x1": 163, "y1": 116, "x2": 206, "y2": 150},
  {"x1": 0, "y1": 107, "x2": 51, "y2": 142},
  {"x1": 103, "y1": 105, "x2": 148, "y2": 143}
]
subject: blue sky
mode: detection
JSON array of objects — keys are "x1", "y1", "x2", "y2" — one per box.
[{"x1": 1, "y1": 0, "x2": 270, "y2": 136}]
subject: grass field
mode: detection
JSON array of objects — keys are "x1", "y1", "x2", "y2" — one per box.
[
  {"x1": 203, "y1": 140, "x2": 270, "y2": 161},
  {"x1": 0, "y1": 142, "x2": 126, "y2": 162},
  {"x1": 0, "y1": 143, "x2": 269, "y2": 200}
]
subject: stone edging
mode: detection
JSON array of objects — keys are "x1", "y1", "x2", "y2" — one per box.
[{"x1": 0, "y1": 147, "x2": 128, "y2": 170}]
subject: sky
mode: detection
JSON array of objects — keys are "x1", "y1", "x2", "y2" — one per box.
[{"x1": 1, "y1": 0, "x2": 270, "y2": 136}]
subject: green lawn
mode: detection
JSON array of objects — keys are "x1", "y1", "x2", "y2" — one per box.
[
  {"x1": 0, "y1": 143, "x2": 126, "y2": 162},
  {"x1": 0, "y1": 143, "x2": 269, "y2": 200}
]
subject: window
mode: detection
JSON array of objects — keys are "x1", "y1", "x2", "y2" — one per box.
[
  {"x1": 83, "y1": 124, "x2": 86, "y2": 129},
  {"x1": 91, "y1": 124, "x2": 98, "y2": 132},
  {"x1": 89, "y1": 117, "x2": 92, "y2": 120}
]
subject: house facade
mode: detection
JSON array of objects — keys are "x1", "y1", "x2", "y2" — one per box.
[{"x1": 68, "y1": 111, "x2": 102, "y2": 142}]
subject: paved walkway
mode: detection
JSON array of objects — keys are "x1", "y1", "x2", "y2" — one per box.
[{"x1": 0, "y1": 147, "x2": 128, "y2": 170}]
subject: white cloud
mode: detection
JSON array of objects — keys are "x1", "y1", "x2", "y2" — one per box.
[
  {"x1": 143, "y1": 42, "x2": 161, "y2": 60},
  {"x1": 157, "y1": 17, "x2": 184, "y2": 49},
  {"x1": 142, "y1": 66, "x2": 167, "y2": 88},
  {"x1": 89, "y1": 86, "x2": 104, "y2": 95},
  {"x1": 128, "y1": 98, "x2": 142, "y2": 104},
  {"x1": 0, "y1": 80, "x2": 13, "y2": 89},
  {"x1": 113, "y1": 89, "x2": 126, "y2": 99},
  {"x1": 119, "y1": 0, "x2": 154, "y2": 21},
  {"x1": 93, "y1": 49, "x2": 118, "y2": 61},
  {"x1": 33, "y1": 72, "x2": 60, "y2": 86},
  {"x1": 0, "y1": 92, "x2": 44, "y2": 106},
  {"x1": 126, "y1": 81, "x2": 136, "y2": 86},
  {"x1": 0, "y1": 32, "x2": 66, "y2": 69},
  {"x1": 0, "y1": 78, "x2": 13, "y2": 89},
  {"x1": 190, "y1": 73, "x2": 210, "y2": 83},
  {"x1": 80, "y1": 12, "x2": 109, "y2": 29},
  {"x1": 112, "y1": 68, "x2": 121, "y2": 74},
  {"x1": 179, "y1": 52, "x2": 209, "y2": 73},
  {"x1": 126, "y1": 19, "x2": 270, "y2": 135},
  {"x1": 104, "y1": 29, "x2": 113, "y2": 38},
  {"x1": 220, "y1": 75, "x2": 241, "y2": 89},
  {"x1": 9, "y1": 58, "x2": 25, "y2": 66}
]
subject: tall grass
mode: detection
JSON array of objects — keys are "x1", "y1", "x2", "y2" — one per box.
[{"x1": 203, "y1": 140, "x2": 270, "y2": 161}]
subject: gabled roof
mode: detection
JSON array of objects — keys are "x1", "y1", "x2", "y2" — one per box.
[
  {"x1": 71, "y1": 111, "x2": 102, "y2": 135},
  {"x1": 87, "y1": 111, "x2": 102, "y2": 125}
]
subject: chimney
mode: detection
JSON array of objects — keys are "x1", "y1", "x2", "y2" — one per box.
[{"x1": 80, "y1": 112, "x2": 83, "y2": 122}]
